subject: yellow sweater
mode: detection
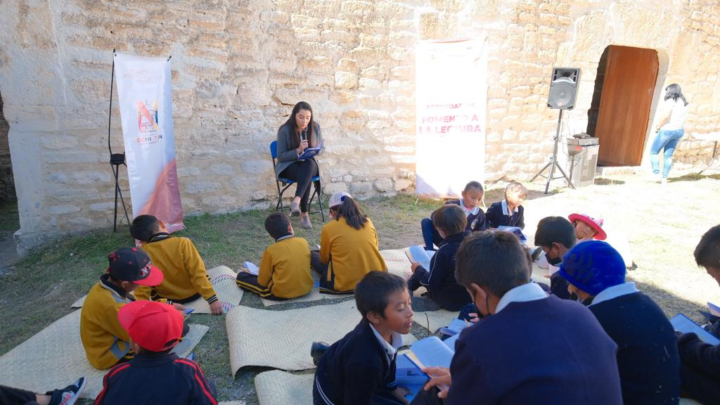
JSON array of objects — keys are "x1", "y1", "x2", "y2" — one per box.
[
  {"x1": 320, "y1": 217, "x2": 387, "y2": 292},
  {"x1": 135, "y1": 237, "x2": 217, "y2": 303},
  {"x1": 80, "y1": 276, "x2": 133, "y2": 370},
  {"x1": 259, "y1": 236, "x2": 314, "y2": 299}
]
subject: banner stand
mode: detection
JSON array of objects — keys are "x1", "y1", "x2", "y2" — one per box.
[{"x1": 106, "y1": 49, "x2": 131, "y2": 232}]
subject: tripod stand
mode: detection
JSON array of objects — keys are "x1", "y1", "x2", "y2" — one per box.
[
  {"x1": 107, "y1": 51, "x2": 131, "y2": 232},
  {"x1": 530, "y1": 109, "x2": 576, "y2": 194}
]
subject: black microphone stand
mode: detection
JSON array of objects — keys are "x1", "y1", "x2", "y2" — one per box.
[{"x1": 107, "y1": 50, "x2": 131, "y2": 232}]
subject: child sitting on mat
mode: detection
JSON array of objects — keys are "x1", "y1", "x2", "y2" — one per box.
[
  {"x1": 420, "y1": 180, "x2": 485, "y2": 251},
  {"x1": 569, "y1": 213, "x2": 607, "y2": 242},
  {"x1": 94, "y1": 300, "x2": 217, "y2": 405},
  {"x1": 310, "y1": 192, "x2": 387, "y2": 294},
  {"x1": 313, "y1": 271, "x2": 413, "y2": 405},
  {"x1": 130, "y1": 215, "x2": 223, "y2": 315},
  {"x1": 80, "y1": 247, "x2": 164, "y2": 369},
  {"x1": 408, "y1": 205, "x2": 473, "y2": 311},
  {"x1": 236, "y1": 212, "x2": 313, "y2": 301},
  {"x1": 485, "y1": 181, "x2": 527, "y2": 229}
]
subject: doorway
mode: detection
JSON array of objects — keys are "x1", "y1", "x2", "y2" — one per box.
[
  {"x1": 0, "y1": 91, "x2": 19, "y2": 272},
  {"x1": 586, "y1": 45, "x2": 659, "y2": 166}
]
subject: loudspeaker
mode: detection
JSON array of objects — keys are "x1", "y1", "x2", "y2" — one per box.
[{"x1": 547, "y1": 67, "x2": 581, "y2": 110}]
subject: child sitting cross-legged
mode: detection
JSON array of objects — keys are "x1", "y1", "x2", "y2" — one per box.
[
  {"x1": 94, "y1": 300, "x2": 217, "y2": 405},
  {"x1": 130, "y1": 215, "x2": 223, "y2": 315},
  {"x1": 80, "y1": 247, "x2": 165, "y2": 370},
  {"x1": 236, "y1": 212, "x2": 313, "y2": 300},
  {"x1": 313, "y1": 271, "x2": 414, "y2": 405},
  {"x1": 420, "y1": 181, "x2": 486, "y2": 251},
  {"x1": 408, "y1": 205, "x2": 473, "y2": 311},
  {"x1": 485, "y1": 181, "x2": 527, "y2": 229}
]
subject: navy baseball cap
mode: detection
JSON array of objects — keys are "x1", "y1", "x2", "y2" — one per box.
[{"x1": 107, "y1": 247, "x2": 163, "y2": 286}]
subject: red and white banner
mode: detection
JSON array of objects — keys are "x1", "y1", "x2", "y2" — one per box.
[
  {"x1": 415, "y1": 38, "x2": 487, "y2": 197},
  {"x1": 115, "y1": 53, "x2": 184, "y2": 232}
]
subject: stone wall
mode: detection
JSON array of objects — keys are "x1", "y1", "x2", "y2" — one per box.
[
  {"x1": 0, "y1": 93, "x2": 14, "y2": 201},
  {"x1": 0, "y1": 0, "x2": 719, "y2": 250}
]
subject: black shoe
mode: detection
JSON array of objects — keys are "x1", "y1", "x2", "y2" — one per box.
[
  {"x1": 311, "y1": 341, "x2": 329, "y2": 366},
  {"x1": 47, "y1": 377, "x2": 87, "y2": 405}
]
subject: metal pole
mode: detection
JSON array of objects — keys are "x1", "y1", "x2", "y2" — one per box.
[{"x1": 544, "y1": 110, "x2": 563, "y2": 194}]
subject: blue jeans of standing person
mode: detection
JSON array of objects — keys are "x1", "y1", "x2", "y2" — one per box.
[
  {"x1": 650, "y1": 129, "x2": 684, "y2": 179},
  {"x1": 421, "y1": 218, "x2": 443, "y2": 251}
]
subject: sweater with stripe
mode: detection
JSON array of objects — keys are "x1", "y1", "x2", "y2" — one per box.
[
  {"x1": 256, "y1": 236, "x2": 314, "y2": 299},
  {"x1": 80, "y1": 274, "x2": 134, "y2": 370},
  {"x1": 94, "y1": 352, "x2": 217, "y2": 405},
  {"x1": 135, "y1": 236, "x2": 218, "y2": 304}
]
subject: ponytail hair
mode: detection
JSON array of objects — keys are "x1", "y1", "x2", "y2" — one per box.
[{"x1": 335, "y1": 196, "x2": 368, "y2": 230}]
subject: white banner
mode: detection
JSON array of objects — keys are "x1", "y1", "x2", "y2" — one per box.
[
  {"x1": 415, "y1": 38, "x2": 487, "y2": 197},
  {"x1": 115, "y1": 53, "x2": 184, "y2": 232}
]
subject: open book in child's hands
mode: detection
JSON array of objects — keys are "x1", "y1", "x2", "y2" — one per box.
[
  {"x1": 670, "y1": 313, "x2": 720, "y2": 345},
  {"x1": 243, "y1": 261, "x2": 259, "y2": 276},
  {"x1": 708, "y1": 302, "x2": 720, "y2": 318},
  {"x1": 406, "y1": 245, "x2": 435, "y2": 270},
  {"x1": 397, "y1": 336, "x2": 455, "y2": 400}
]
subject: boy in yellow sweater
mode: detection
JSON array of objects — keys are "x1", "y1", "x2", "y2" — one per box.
[
  {"x1": 236, "y1": 212, "x2": 313, "y2": 300},
  {"x1": 130, "y1": 215, "x2": 223, "y2": 315},
  {"x1": 80, "y1": 247, "x2": 164, "y2": 369}
]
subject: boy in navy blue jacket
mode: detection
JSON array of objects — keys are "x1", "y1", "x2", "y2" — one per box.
[
  {"x1": 314, "y1": 272, "x2": 414, "y2": 405},
  {"x1": 94, "y1": 301, "x2": 217, "y2": 405},
  {"x1": 677, "y1": 224, "x2": 720, "y2": 405},
  {"x1": 485, "y1": 181, "x2": 526, "y2": 229},
  {"x1": 420, "y1": 181, "x2": 485, "y2": 250},
  {"x1": 534, "y1": 216, "x2": 577, "y2": 299},
  {"x1": 557, "y1": 241, "x2": 680, "y2": 405},
  {"x1": 408, "y1": 205, "x2": 472, "y2": 311},
  {"x1": 411, "y1": 231, "x2": 622, "y2": 405}
]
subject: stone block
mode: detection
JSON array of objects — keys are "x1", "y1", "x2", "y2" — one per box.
[
  {"x1": 42, "y1": 135, "x2": 79, "y2": 150},
  {"x1": 335, "y1": 72, "x2": 358, "y2": 90},
  {"x1": 90, "y1": 202, "x2": 116, "y2": 212},
  {"x1": 73, "y1": 171, "x2": 111, "y2": 185},
  {"x1": 373, "y1": 178, "x2": 393, "y2": 192},
  {"x1": 323, "y1": 182, "x2": 349, "y2": 195},
  {"x1": 177, "y1": 166, "x2": 201, "y2": 177},
  {"x1": 241, "y1": 160, "x2": 273, "y2": 174},
  {"x1": 185, "y1": 182, "x2": 221, "y2": 194},
  {"x1": 48, "y1": 205, "x2": 81, "y2": 215},
  {"x1": 349, "y1": 181, "x2": 373, "y2": 194},
  {"x1": 210, "y1": 164, "x2": 234, "y2": 175}
]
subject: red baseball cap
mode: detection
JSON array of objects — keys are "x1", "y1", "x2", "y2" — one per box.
[
  {"x1": 107, "y1": 247, "x2": 164, "y2": 286},
  {"x1": 118, "y1": 301, "x2": 184, "y2": 352}
]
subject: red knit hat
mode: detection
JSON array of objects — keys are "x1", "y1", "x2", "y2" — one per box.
[
  {"x1": 118, "y1": 301, "x2": 183, "y2": 352},
  {"x1": 568, "y1": 213, "x2": 607, "y2": 241}
]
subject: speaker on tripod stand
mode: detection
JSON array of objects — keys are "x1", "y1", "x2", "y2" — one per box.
[{"x1": 530, "y1": 67, "x2": 581, "y2": 194}]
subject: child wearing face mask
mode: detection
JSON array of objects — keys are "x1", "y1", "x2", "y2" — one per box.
[{"x1": 420, "y1": 181, "x2": 486, "y2": 251}]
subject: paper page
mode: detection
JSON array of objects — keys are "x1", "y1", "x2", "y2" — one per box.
[
  {"x1": 670, "y1": 314, "x2": 720, "y2": 345},
  {"x1": 244, "y1": 261, "x2": 260, "y2": 276},
  {"x1": 396, "y1": 354, "x2": 429, "y2": 402},
  {"x1": 409, "y1": 245, "x2": 431, "y2": 270},
  {"x1": 447, "y1": 318, "x2": 469, "y2": 334},
  {"x1": 410, "y1": 336, "x2": 455, "y2": 368},
  {"x1": 708, "y1": 302, "x2": 720, "y2": 318}
]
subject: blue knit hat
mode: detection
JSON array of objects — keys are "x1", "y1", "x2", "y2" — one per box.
[{"x1": 557, "y1": 241, "x2": 626, "y2": 296}]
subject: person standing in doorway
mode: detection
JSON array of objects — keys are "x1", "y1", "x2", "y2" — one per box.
[{"x1": 650, "y1": 83, "x2": 689, "y2": 184}]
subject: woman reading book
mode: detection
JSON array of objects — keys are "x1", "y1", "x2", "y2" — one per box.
[{"x1": 275, "y1": 101, "x2": 324, "y2": 229}]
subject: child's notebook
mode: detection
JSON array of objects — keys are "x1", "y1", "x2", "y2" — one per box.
[
  {"x1": 405, "y1": 245, "x2": 435, "y2": 270},
  {"x1": 670, "y1": 314, "x2": 720, "y2": 345},
  {"x1": 497, "y1": 226, "x2": 527, "y2": 244},
  {"x1": 396, "y1": 336, "x2": 456, "y2": 400},
  {"x1": 243, "y1": 261, "x2": 259, "y2": 276}
]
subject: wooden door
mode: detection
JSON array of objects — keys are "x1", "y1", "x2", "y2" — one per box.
[{"x1": 594, "y1": 46, "x2": 659, "y2": 166}]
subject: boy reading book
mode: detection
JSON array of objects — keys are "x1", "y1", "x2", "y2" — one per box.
[
  {"x1": 534, "y1": 216, "x2": 577, "y2": 300},
  {"x1": 80, "y1": 247, "x2": 164, "y2": 369},
  {"x1": 676, "y1": 224, "x2": 720, "y2": 404},
  {"x1": 94, "y1": 300, "x2": 217, "y2": 404},
  {"x1": 130, "y1": 215, "x2": 223, "y2": 315},
  {"x1": 420, "y1": 181, "x2": 485, "y2": 251},
  {"x1": 411, "y1": 231, "x2": 622, "y2": 405},
  {"x1": 407, "y1": 205, "x2": 472, "y2": 311},
  {"x1": 557, "y1": 240, "x2": 680, "y2": 405},
  {"x1": 236, "y1": 212, "x2": 313, "y2": 300},
  {"x1": 313, "y1": 271, "x2": 414, "y2": 405}
]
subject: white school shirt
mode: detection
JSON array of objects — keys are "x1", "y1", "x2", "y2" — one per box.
[
  {"x1": 495, "y1": 282, "x2": 548, "y2": 314},
  {"x1": 369, "y1": 324, "x2": 403, "y2": 366},
  {"x1": 589, "y1": 282, "x2": 640, "y2": 307},
  {"x1": 501, "y1": 199, "x2": 519, "y2": 217}
]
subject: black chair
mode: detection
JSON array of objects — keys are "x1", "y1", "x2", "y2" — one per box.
[{"x1": 270, "y1": 140, "x2": 325, "y2": 222}]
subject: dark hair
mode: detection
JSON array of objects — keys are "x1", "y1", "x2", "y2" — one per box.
[
  {"x1": 534, "y1": 216, "x2": 577, "y2": 249},
  {"x1": 130, "y1": 215, "x2": 161, "y2": 242},
  {"x1": 505, "y1": 181, "x2": 527, "y2": 199},
  {"x1": 665, "y1": 83, "x2": 688, "y2": 106},
  {"x1": 464, "y1": 181, "x2": 484, "y2": 193},
  {"x1": 695, "y1": 225, "x2": 720, "y2": 269},
  {"x1": 281, "y1": 101, "x2": 315, "y2": 150},
  {"x1": 355, "y1": 271, "x2": 407, "y2": 320},
  {"x1": 264, "y1": 212, "x2": 291, "y2": 239},
  {"x1": 455, "y1": 231, "x2": 530, "y2": 297},
  {"x1": 433, "y1": 205, "x2": 467, "y2": 235},
  {"x1": 335, "y1": 196, "x2": 368, "y2": 230}
]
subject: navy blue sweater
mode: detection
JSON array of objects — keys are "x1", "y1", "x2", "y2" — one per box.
[
  {"x1": 414, "y1": 231, "x2": 472, "y2": 311},
  {"x1": 589, "y1": 292, "x2": 680, "y2": 405},
  {"x1": 433, "y1": 200, "x2": 487, "y2": 232},
  {"x1": 485, "y1": 201, "x2": 525, "y2": 229},
  {"x1": 447, "y1": 295, "x2": 622, "y2": 405},
  {"x1": 94, "y1": 352, "x2": 217, "y2": 405},
  {"x1": 314, "y1": 320, "x2": 401, "y2": 405},
  {"x1": 677, "y1": 331, "x2": 720, "y2": 405}
]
